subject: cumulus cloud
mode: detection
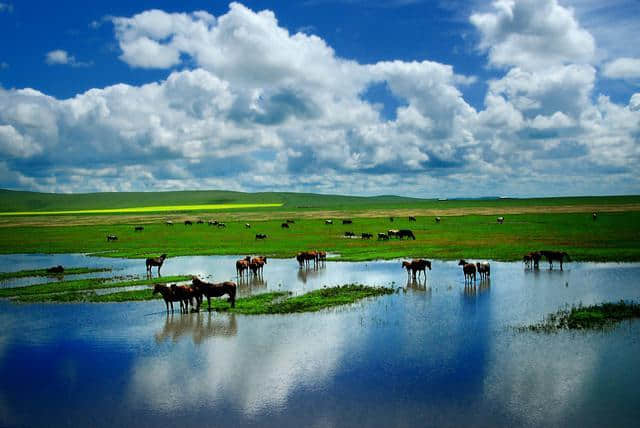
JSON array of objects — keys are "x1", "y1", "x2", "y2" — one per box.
[
  {"x1": 602, "y1": 57, "x2": 640, "y2": 80},
  {"x1": 45, "y1": 50, "x2": 91, "y2": 67},
  {"x1": 0, "y1": 1, "x2": 638, "y2": 196}
]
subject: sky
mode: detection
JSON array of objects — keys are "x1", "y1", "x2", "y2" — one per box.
[{"x1": 0, "y1": 0, "x2": 639, "y2": 198}]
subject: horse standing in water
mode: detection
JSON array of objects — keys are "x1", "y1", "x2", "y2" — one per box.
[
  {"x1": 539, "y1": 250, "x2": 571, "y2": 270},
  {"x1": 191, "y1": 276, "x2": 237, "y2": 310},
  {"x1": 476, "y1": 262, "x2": 490, "y2": 280},
  {"x1": 146, "y1": 254, "x2": 167, "y2": 277},
  {"x1": 152, "y1": 283, "x2": 183, "y2": 313},
  {"x1": 458, "y1": 260, "x2": 476, "y2": 283}
]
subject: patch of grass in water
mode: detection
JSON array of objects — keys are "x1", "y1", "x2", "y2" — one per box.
[
  {"x1": 0, "y1": 267, "x2": 111, "y2": 280},
  {"x1": 520, "y1": 300, "x2": 640, "y2": 332}
]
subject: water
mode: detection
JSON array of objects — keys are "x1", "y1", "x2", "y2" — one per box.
[{"x1": 0, "y1": 254, "x2": 639, "y2": 427}]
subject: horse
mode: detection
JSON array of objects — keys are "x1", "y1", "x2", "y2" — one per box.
[
  {"x1": 497, "y1": 217, "x2": 504, "y2": 224},
  {"x1": 317, "y1": 251, "x2": 327, "y2": 265},
  {"x1": 170, "y1": 284, "x2": 198, "y2": 313},
  {"x1": 134, "y1": 226, "x2": 144, "y2": 232},
  {"x1": 361, "y1": 232, "x2": 373, "y2": 240},
  {"x1": 342, "y1": 219, "x2": 352, "y2": 225},
  {"x1": 476, "y1": 262, "x2": 490, "y2": 280},
  {"x1": 408, "y1": 216, "x2": 417, "y2": 222},
  {"x1": 296, "y1": 251, "x2": 318, "y2": 269},
  {"x1": 402, "y1": 259, "x2": 431, "y2": 279},
  {"x1": 184, "y1": 220, "x2": 193, "y2": 226},
  {"x1": 107, "y1": 235, "x2": 118, "y2": 241},
  {"x1": 378, "y1": 232, "x2": 389, "y2": 240},
  {"x1": 255, "y1": 233, "x2": 267, "y2": 240},
  {"x1": 524, "y1": 251, "x2": 542, "y2": 269},
  {"x1": 236, "y1": 256, "x2": 251, "y2": 277},
  {"x1": 281, "y1": 223, "x2": 290, "y2": 229},
  {"x1": 523, "y1": 253, "x2": 533, "y2": 269},
  {"x1": 251, "y1": 256, "x2": 267, "y2": 275},
  {"x1": 435, "y1": 217, "x2": 441, "y2": 223},
  {"x1": 146, "y1": 254, "x2": 167, "y2": 276},
  {"x1": 47, "y1": 265, "x2": 64, "y2": 274},
  {"x1": 325, "y1": 219, "x2": 333, "y2": 225},
  {"x1": 458, "y1": 260, "x2": 476, "y2": 282},
  {"x1": 539, "y1": 250, "x2": 570, "y2": 270},
  {"x1": 398, "y1": 229, "x2": 416, "y2": 240},
  {"x1": 191, "y1": 276, "x2": 237, "y2": 310},
  {"x1": 152, "y1": 283, "x2": 183, "y2": 313}
]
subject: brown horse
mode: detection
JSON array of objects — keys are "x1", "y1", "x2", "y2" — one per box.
[
  {"x1": 152, "y1": 283, "x2": 183, "y2": 313},
  {"x1": 146, "y1": 254, "x2": 167, "y2": 276},
  {"x1": 402, "y1": 259, "x2": 431, "y2": 279},
  {"x1": 296, "y1": 251, "x2": 318, "y2": 269},
  {"x1": 317, "y1": 251, "x2": 327, "y2": 265},
  {"x1": 236, "y1": 256, "x2": 251, "y2": 277},
  {"x1": 192, "y1": 276, "x2": 237, "y2": 310},
  {"x1": 458, "y1": 260, "x2": 476, "y2": 282},
  {"x1": 476, "y1": 262, "x2": 490, "y2": 280},
  {"x1": 170, "y1": 284, "x2": 198, "y2": 313},
  {"x1": 251, "y1": 256, "x2": 268, "y2": 275},
  {"x1": 539, "y1": 250, "x2": 570, "y2": 270}
]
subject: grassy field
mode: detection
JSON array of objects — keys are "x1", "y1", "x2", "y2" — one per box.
[
  {"x1": 0, "y1": 190, "x2": 638, "y2": 261},
  {"x1": 522, "y1": 301, "x2": 640, "y2": 331},
  {"x1": 0, "y1": 267, "x2": 110, "y2": 280}
]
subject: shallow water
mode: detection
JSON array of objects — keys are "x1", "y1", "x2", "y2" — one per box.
[{"x1": 0, "y1": 254, "x2": 639, "y2": 427}]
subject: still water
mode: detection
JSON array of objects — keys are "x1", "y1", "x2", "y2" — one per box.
[{"x1": 0, "y1": 254, "x2": 639, "y2": 427}]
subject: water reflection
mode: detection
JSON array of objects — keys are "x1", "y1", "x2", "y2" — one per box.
[
  {"x1": 155, "y1": 312, "x2": 237, "y2": 344},
  {"x1": 296, "y1": 265, "x2": 326, "y2": 284}
]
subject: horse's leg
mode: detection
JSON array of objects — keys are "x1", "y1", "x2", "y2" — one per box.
[
  {"x1": 560, "y1": 258, "x2": 563, "y2": 271},
  {"x1": 207, "y1": 296, "x2": 211, "y2": 311},
  {"x1": 158, "y1": 265, "x2": 162, "y2": 277},
  {"x1": 165, "y1": 299, "x2": 169, "y2": 313}
]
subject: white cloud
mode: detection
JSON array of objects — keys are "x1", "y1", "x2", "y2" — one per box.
[
  {"x1": 45, "y1": 50, "x2": 91, "y2": 67},
  {"x1": 602, "y1": 57, "x2": 640, "y2": 80}
]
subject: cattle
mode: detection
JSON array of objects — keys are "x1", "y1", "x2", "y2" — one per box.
[
  {"x1": 134, "y1": 226, "x2": 144, "y2": 232},
  {"x1": 107, "y1": 235, "x2": 118, "y2": 241},
  {"x1": 184, "y1": 220, "x2": 193, "y2": 226},
  {"x1": 397, "y1": 229, "x2": 416, "y2": 240},
  {"x1": 435, "y1": 217, "x2": 441, "y2": 223},
  {"x1": 497, "y1": 217, "x2": 504, "y2": 224},
  {"x1": 388, "y1": 229, "x2": 400, "y2": 238},
  {"x1": 408, "y1": 216, "x2": 417, "y2": 221},
  {"x1": 592, "y1": 212, "x2": 597, "y2": 221},
  {"x1": 255, "y1": 233, "x2": 267, "y2": 240},
  {"x1": 196, "y1": 220, "x2": 204, "y2": 224},
  {"x1": 342, "y1": 219, "x2": 352, "y2": 224},
  {"x1": 47, "y1": 265, "x2": 64, "y2": 274},
  {"x1": 476, "y1": 262, "x2": 490, "y2": 280},
  {"x1": 325, "y1": 219, "x2": 333, "y2": 225},
  {"x1": 165, "y1": 221, "x2": 173, "y2": 226},
  {"x1": 378, "y1": 233, "x2": 389, "y2": 240},
  {"x1": 281, "y1": 223, "x2": 290, "y2": 229},
  {"x1": 286, "y1": 219, "x2": 295, "y2": 224},
  {"x1": 245, "y1": 223, "x2": 251, "y2": 229},
  {"x1": 217, "y1": 222, "x2": 226, "y2": 228},
  {"x1": 344, "y1": 231, "x2": 355, "y2": 238},
  {"x1": 208, "y1": 220, "x2": 218, "y2": 226},
  {"x1": 389, "y1": 217, "x2": 394, "y2": 222},
  {"x1": 361, "y1": 232, "x2": 373, "y2": 240}
]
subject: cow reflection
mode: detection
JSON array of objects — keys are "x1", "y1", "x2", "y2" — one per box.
[{"x1": 155, "y1": 312, "x2": 237, "y2": 345}]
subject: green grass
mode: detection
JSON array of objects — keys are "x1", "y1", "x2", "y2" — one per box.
[
  {"x1": 0, "y1": 210, "x2": 638, "y2": 261},
  {"x1": 0, "y1": 267, "x2": 111, "y2": 280},
  {"x1": 521, "y1": 301, "x2": 640, "y2": 331},
  {"x1": 0, "y1": 203, "x2": 283, "y2": 216},
  {"x1": 0, "y1": 275, "x2": 191, "y2": 298}
]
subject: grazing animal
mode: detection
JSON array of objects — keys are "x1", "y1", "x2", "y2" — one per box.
[
  {"x1": 344, "y1": 231, "x2": 355, "y2": 238},
  {"x1": 398, "y1": 229, "x2": 416, "y2": 240},
  {"x1": 146, "y1": 254, "x2": 167, "y2": 276},
  {"x1": 197, "y1": 220, "x2": 204, "y2": 224},
  {"x1": 408, "y1": 216, "x2": 417, "y2": 222},
  {"x1": 107, "y1": 235, "x2": 118, "y2": 241},
  {"x1": 236, "y1": 256, "x2": 251, "y2": 277},
  {"x1": 245, "y1": 223, "x2": 251, "y2": 229},
  {"x1": 497, "y1": 217, "x2": 504, "y2": 224},
  {"x1": 255, "y1": 233, "x2": 267, "y2": 240},
  {"x1": 281, "y1": 223, "x2": 290, "y2": 229},
  {"x1": 325, "y1": 219, "x2": 333, "y2": 225},
  {"x1": 47, "y1": 265, "x2": 64, "y2": 274},
  {"x1": 378, "y1": 232, "x2": 389, "y2": 240},
  {"x1": 539, "y1": 250, "x2": 571, "y2": 270},
  {"x1": 134, "y1": 226, "x2": 144, "y2": 232},
  {"x1": 388, "y1": 229, "x2": 400, "y2": 238},
  {"x1": 592, "y1": 212, "x2": 597, "y2": 221},
  {"x1": 476, "y1": 262, "x2": 490, "y2": 280},
  {"x1": 165, "y1": 221, "x2": 173, "y2": 226},
  {"x1": 402, "y1": 259, "x2": 431, "y2": 279},
  {"x1": 208, "y1": 220, "x2": 218, "y2": 226},
  {"x1": 389, "y1": 217, "x2": 394, "y2": 222},
  {"x1": 153, "y1": 283, "x2": 183, "y2": 313},
  {"x1": 435, "y1": 217, "x2": 441, "y2": 223},
  {"x1": 361, "y1": 232, "x2": 373, "y2": 240},
  {"x1": 170, "y1": 284, "x2": 198, "y2": 313},
  {"x1": 217, "y1": 222, "x2": 226, "y2": 228},
  {"x1": 342, "y1": 219, "x2": 352, "y2": 225},
  {"x1": 286, "y1": 219, "x2": 295, "y2": 224},
  {"x1": 192, "y1": 276, "x2": 237, "y2": 310},
  {"x1": 184, "y1": 220, "x2": 193, "y2": 226},
  {"x1": 458, "y1": 260, "x2": 476, "y2": 282}
]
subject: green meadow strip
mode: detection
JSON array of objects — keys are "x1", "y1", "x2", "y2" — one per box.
[
  {"x1": 520, "y1": 301, "x2": 640, "y2": 332},
  {"x1": 0, "y1": 267, "x2": 111, "y2": 281},
  {"x1": 0, "y1": 275, "x2": 191, "y2": 298},
  {"x1": 0, "y1": 203, "x2": 283, "y2": 216}
]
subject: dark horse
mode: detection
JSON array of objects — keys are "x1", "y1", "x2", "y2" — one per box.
[
  {"x1": 539, "y1": 250, "x2": 570, "y2": 270},
  {"x1": 458, "y1": 259, "x2": 476, "y2": 282},
  {"x1": 47, "y1": 265, "x2": 64, "y2": 274},
  {"x1": 402, "y1": 259, "x2": 431, "y2": 279},
  {"x1": 152, "y1": 283, "x2": 183, "y2": 313},
  {"x1": 192, "y1": 276, "x2": 237, "y2": 310},
  {"x1": 146, "y1": 253, "x2": 167, "y2": 277},
  {"x1": 170, "y1": 284, "x2": 198, "y2": 313}
]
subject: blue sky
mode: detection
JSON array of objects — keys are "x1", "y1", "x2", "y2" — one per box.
[{"x1": 0, "y1": 0, "x2": 639, "y2": 197}]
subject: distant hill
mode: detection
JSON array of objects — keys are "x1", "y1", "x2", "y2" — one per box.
[{"x1": 0, "y1": 189, "x2": 637, "y2": 213}]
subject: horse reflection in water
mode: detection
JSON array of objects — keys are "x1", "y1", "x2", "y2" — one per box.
[
  {"x1": 236, "y1": 274, "x2": 267, "y2": 293},
  {"x1": 155, "y1": 312, "x2": 237, "y2": 345},
  {"x1": 463, "y1": 277, "x2": 491, "y2": 298},
  {"x1": 405, "y1": 276, "x2": 431, "y2": 297},
  {"x1": 297, "y1": 263, "x2": 326, "y2": 284}
]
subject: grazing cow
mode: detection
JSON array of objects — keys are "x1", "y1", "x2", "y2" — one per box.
[
  {"x1": 458, "y1": 259, "x2": 476, "y2": 282},
  {"x1": 497, "y1": 217, "x2": 504, "y2": 224},
  {"x1": 389, "y1": 217, "x2": 394, "y2": 222},
  {"x1": 325, "y1": 219, "x2": 333, "y2": 225},
  {"x1": 592, "y1": 212, "x2": 597, "y2": 221},
  {"x1": 435, "y1": 217, "x2": 441, "y2": 223},
  {"x1": 344, "y1": 231, "x2": 355, "y2": 238},
  {"x1": 378, "y1": 232, "x2": 389, "y2": 240},
  {"x1": 146, "y1": 253, "x2": 167, "y2": 276},
  {"x1": 476, "y1": 262, "x2": 490, "y2": 280},
  {"x1": 398, "y1": 229, "x2": 416, "y2": 240},
  {"x1": 208, "y1": 220, "x2": 218, "y2": 226},
  {"x1": 107, "y1": 235, "x2": 118, "y2": 241},
  {"x1": 361, "y1": 232, "x2": 373, "y2": 240},
  {"x1": 165, "y1": 220, "x2": 173, "y2": 226},
  {"x1": 197, "y1": 220, "x2": 204, "y2": 224},
  {"x1": 286, "y1": 219, "x2": 295, "y2": 224},
  {"x1": 388, "y1": 229, "x2": 400, "y2": 238},
  {"x1": 153, "y1": 283, "x2": 183, "y2": 313},
  {"x1": 217, "y1": 222, "x2": 226, "y2": 228},
  {"x1": 281, "y1": 223, "x2": 290, "y2": 229},
  {"x1": 342, "y1": 219, "x2": 352, "y2": 225},
  {"x1": 236, "y1": 256, "x2": 251, "y2": 277},
  {"x1": 170, "y1": 284, "x2": 198, "y2": 313},
  {"x1": 539, "y1": 250, "x2": 570, "y2": 270},
  {"x1": 192, "y1": 276, "x2": 237, "y2": 310},
  {"x1": 134, "y1": 226, "x2": 144, "y2": 232},
  {"x1": 408, "y1": 216, "x2": 417, "y2": 222},
  {"x1": 245, "y1": 223, "x2": 251, "y2": 229},
  {"x1": 184, "y1": 220, "x2": 193, "y2": 226},
  {"x1": 255, "y1": 233, "x2": 267, "y2": 240},
  {"x1": 47, "y1": 265, "x2": 64, "y2": 274}
]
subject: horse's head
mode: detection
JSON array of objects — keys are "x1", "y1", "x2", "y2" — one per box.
[
  {"x1": 262, "y1": 257, "x2": 268, "y2": 264},
  {"x1": 402, "y1": 261, "x2": 411, "y2": 269},
  {"x1": 458, "y1": 260, "x2": 467, "y2": 266},
  {"x1": 152, "y1": 283, "x2": 163, "y2": 294},
  {"x1": 160, "y1": 254, "x2": 167, "y2": 260},
  {"x1": 426, "y1": 261, "x2": 432, "y2": 270}
]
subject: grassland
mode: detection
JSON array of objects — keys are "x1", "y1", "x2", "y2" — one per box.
[
  {"x1": 521, "y1": 301, "x2": 640, "y2": 331},
  {"x1": 0, "y1": 267, "x2": 110, "y2": 280},
  {"x1": 0, "y1": 190, "x2": 638, "y2": 261},
  {"x1": 0, "y1": 203, "x2": 283, "y2": 216}
]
